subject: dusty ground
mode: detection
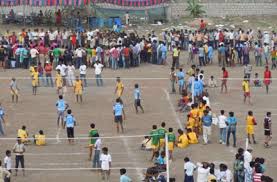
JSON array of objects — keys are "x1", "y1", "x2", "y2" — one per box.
[
  {"x1": 0, "y1": 50, "x2": 277, "y2": 181},
  {"x1": 0, "y1": 14, "x2": 277, "y2": 181}
]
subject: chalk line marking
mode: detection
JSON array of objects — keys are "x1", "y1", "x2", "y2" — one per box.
[
  {"x1": 121, "y1": 136, "x2": 144, "y2": 180},
  {"x1": 163, "y1": 88, "x2": 183, "y2": 130},
  {"x1": 56, "y1": 127, "x2": 61, "y2": 144}
]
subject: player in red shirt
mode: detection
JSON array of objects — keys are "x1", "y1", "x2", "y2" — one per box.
[
  {"x1": 263, "y1": 66, "x2": 271, "y2": 94},
  {"x1": 221, "y1": 67, "x2": 228, "y2": 93}
]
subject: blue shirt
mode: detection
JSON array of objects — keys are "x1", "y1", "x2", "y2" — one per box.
[
  {"x1": 218, "y1": 46, "x2": 226, "y2": 55},
  {"x1": 227, "y1": 116, "x2": 237, "y2": 125},
  {"x1": 202, "y1": 115, "x2": 212, "y2": 127},
  {"x1": 177, "y1": 71, "x2": 185, "y2": 80},
  {"x1": 194, "y1": 80, "x2": 201, "y2": 90},
  {"x1": 113, "y1": 103, "x2": 123, "y2": 116},
  {"x1": 157, "y1": 156, "x2": 165, "y2": 165},
  {"x1": 56, "y1": 100, "x2": 66, "y2": 111},
  {"x1": 65, "y1": 114, "x2": 75, "y2": 128},
  {"x1": 134, "y1": 88, "x2": 141, "y2": 100},
  {"x1": 120, "y1": 175, "x2": 132, "y2": 182},
  {"x1": 208, "y1": 46, "x2": 213, "y2": 58}
]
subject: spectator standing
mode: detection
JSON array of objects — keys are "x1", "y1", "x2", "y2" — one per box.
[
  {"x1": 226, "y1": 112, "x2": 237, "y2": 147},
  {"x1": 94, "y1": 60, "x2": 104, "y2": 87},
  {"x1": 100, "y1": 147, "x2": 112, "y2": 182},
  {"x1": 184, "y1": 157, "x2": 196, "y2": 182},
  {"x1": 0, "y1": 103, "x2": 5, "y2": 136},
  {"x1": 44, "y1": 61, "x2": 53, "y2": 87},
  {"x1": 13, "y1": 137, "x2": 26, "y2": 176},
  {"x1": 218, "y1": 110, "x2": 227, "y2": 144},
  {"x1": 79, "y1": 62, "x2": 87, "y2": 87}
]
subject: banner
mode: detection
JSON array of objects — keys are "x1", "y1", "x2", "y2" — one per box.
[{"x1": 0, "y1": 0, "x2": 166, "y2": 6}]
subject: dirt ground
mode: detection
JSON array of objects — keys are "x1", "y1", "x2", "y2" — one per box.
[
  {"x1": 0, "y1": 14, "x2": 277, "y2": 181},
  {"x1": 0, "y1": 50, "x2": 277, "y2": 181}
]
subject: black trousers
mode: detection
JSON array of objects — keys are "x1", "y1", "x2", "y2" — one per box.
[{"x1": 15, "y1": 155, "x2": 25, "y2": 169}]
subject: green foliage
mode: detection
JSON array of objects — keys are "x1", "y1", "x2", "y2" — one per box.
[{"x1": 185, "y1": 0, "x2": 206, "y2": 17}]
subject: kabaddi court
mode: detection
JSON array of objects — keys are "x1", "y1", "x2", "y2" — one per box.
[{"x1": 0, "y1": 53, "x2": 277, "y2": 181}]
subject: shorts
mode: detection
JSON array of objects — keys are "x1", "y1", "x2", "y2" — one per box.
[
  {"x1": 244, "y1": 92, "x2": 250, "y2": 97},
  {"x1": 114, "y1": 115, "x2": 123, "y2": 123},
  {"x1": 57, "y1": 111, "x2": 64, "y2": 118},
  {"x1": 264, "y1": 130, "x2": 271, "y2": 136},
  {"x1": 32, "y1": 80, "x2": 38, "y2": 87},
  {"x1": 246, "y1": 125, "x2": 254, "y2": 135},
  {"x1": 11, "y1": 90, "x2": 19, "y2": 96},
  {"x1": 151, "y1": 144, "x2": 159, "y2": 150},
  {"x1": 75, "y1": 89, "x2": 82, "y2": 95},
  {"x1": 67, "y1": 127, "x2": 74, "y2": 138},
  {"x1": 117, "y1": 90, "x2": 123, "y2": 97},
  {"x1": 135, "y1": 99, "x2": 141, "y2": 107},
  {"x1": 159, "y1": 138, "x2": 165, "y2": 148},
  {"x1": 168, "y1": 142, "x2": 174, "y2": 151}
]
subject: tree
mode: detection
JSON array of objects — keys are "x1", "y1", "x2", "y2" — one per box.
[{"x1": 185, "y1": 0, "x2": 206, "y2": 17}]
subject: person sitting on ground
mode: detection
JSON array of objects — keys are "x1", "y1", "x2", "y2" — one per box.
[
  {"x1": 141, "y1": 136, "x2": 152, "y2": 151},
  {"x1": 156, "y1": 151, "x2": 166, "y2": 171},
  {"x1": 186, "y1": 114, "x2": 195, "y2": 130},
  {"x1": 254, "y1": 73, "x2": 262, "y2": 87},
  {"x1": 187, "y1": 128, "x2": 198, "y2": 144},
  {"x1": 17, "y1": 125, "x2": 29, "y2": 144},
  {"x1": 176, "y1": 129, "x2": 189, "y2": 149},
  {"x1": 177, "y1": 92, "x2": 190, "y2": 112},
  {"x1": 208, "y1": 76, "x2": 217, "y2": 88},
  {"x1": 33, "y1": 130, "x2": 46, "y2": 146}
]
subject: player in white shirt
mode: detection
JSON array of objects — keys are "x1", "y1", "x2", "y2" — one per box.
[
  {"x1": 100, "y1": 147, "x2": 112, "y2": 181},
  {"x1": 218, "y1": 110, "x2": 227, "y2": 144},
  {"x1": 79, "y1": 62, "x2": 87, "y2": 87},
  {"x1": 94, "y1": 61, "x2": 104, "y2": 87}
]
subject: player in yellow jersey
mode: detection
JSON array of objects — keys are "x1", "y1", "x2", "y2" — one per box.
[
  {"x1": 34, "y1": 130, "x2": 46, "y2": 146},
  {"x1": 73, "y1": 76, "x2": 83, "y2": 103},
  {"x1": 187, "y1": 128, "x2": 198, "y2": 144},
  {"x1": 31, "y1": 66, "x2": 39, "y2": 95},
  {"x1": 55, "y1": 69, "x2": 63, "y2": 95},
  {"x1": 29, "y1": 64, "x2": 35, "y2": 76},
  {"x1": 246, "y1": 110, "x2": 257, "y2": 144},
  {"x1": 18, "y1": 125, "x2": 28, "y2": 144},
  {"x1": 190, "y1": 103, "x2": 200, "y2": 136},
  {"x1": 177, "y1": 129, "x2": 189, "y2": 148},
  {"x1": 115, "y1": 77, "x2": 124, "y2": 98},
  {"x1": 186, "y1": 114, "x2": 194, "y2": 130},
  {"x1": 242, "y1": 76, "x2": 251, "y2": 105}
]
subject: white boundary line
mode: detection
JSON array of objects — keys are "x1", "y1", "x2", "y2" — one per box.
[
  {"x1": 7, "y1": 167, "x2": 147, "y2": 171},
  {"x1": 163, "y1": 88, "x2": 183, "y2": 130},
  {"x1": 121, "y1": 136, "x2": 144, "y2": 180},
  {"x1": 56, "y1": 127, "x2": 61, "y2": 144}
]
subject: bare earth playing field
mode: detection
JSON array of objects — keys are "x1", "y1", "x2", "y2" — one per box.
[{"x1": 0, "y1": 53, "x2": 277, "y2": 181}]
